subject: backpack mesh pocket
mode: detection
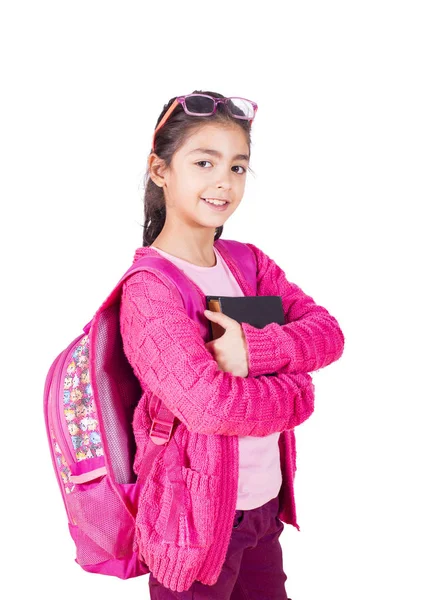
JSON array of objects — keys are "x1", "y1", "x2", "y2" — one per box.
[{"x1": 67, "y1": 475, "x2": 136, "y2": 565}]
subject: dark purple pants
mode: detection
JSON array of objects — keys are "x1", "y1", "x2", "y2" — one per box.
[{"x1": 148, "y1": 494, "x2": 289, "y2": 599}]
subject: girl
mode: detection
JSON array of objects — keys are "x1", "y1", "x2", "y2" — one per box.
[{"x1": 119, "y1": 90, "x2": 345, "y2": 599}]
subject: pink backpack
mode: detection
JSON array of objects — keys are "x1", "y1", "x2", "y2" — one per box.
[{"x1": 44, "y1": 239, "x2": 257, "y2": 579}]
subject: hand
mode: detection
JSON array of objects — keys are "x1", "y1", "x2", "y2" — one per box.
[{"x1": 204, "y1": 310, "x2": 249, "y2": 377}]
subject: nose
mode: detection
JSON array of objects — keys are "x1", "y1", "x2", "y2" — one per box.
[{"x1": 215, "y1": 170, "x2": 232, "y2": 191}]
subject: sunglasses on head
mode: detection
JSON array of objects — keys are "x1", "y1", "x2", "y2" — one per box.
[{"x1": 151, "y1": 94, "x2": 258, "y2": 153}]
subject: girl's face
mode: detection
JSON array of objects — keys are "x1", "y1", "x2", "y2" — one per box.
[{"x1": 153, "y1": 123, "x2": 250, "y2": 231}]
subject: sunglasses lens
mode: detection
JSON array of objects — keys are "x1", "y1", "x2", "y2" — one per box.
[
  {"x1": 185, "y1": 95, "x2": 215, "y2": 114},
  {"x1": 183, "y1": 95, "x2": 256, "y2": 119},
  {"x1": 227, "y1": 98, "x2": 256, "y2": 119}
]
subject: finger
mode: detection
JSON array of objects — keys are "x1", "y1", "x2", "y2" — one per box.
[{"x1": 204, "y1": 309, "x2": 238, "y2": 329}]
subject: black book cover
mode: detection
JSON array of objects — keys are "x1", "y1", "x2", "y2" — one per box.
[{"x1": 205, "y1": 295, "x2": 285, "y2": 341}]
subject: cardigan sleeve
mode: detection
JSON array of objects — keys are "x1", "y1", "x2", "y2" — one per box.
[
  {"x1": 119, "y1": 268, "x2": 315, "y2": 437},
  {"x1": 240, "y1": 242, "x2": 345, "y2": 378}
]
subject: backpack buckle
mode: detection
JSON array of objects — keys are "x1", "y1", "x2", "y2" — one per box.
[{"x1": 149, "y1": 418, "x2": 173, "y2": 445}]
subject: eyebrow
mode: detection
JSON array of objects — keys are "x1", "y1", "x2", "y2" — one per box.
[{"x1": 186, "y1": 147, "x2": 250, "y2": 162}]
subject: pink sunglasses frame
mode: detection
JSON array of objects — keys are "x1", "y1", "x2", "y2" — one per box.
[{"x1": 151, "y1": 94, "x2": 258, "y2": 152}]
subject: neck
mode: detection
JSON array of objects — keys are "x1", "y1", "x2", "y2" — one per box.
[{"x1": 151, "y1": 228, "x2": 217, "y2": 267}]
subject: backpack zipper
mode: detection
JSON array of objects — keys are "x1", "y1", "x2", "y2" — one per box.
[
  {"x1": 50, "y1": 336, "x2": 83, "y2": 468},
  {"x1": 45, "y1": 353, "x2": 73, "y2": 518}
]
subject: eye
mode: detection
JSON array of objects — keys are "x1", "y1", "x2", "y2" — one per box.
[{"x1": 195, "y1": 161, "x2": 247, "y2": 175}]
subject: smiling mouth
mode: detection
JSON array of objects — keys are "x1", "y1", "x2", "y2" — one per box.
[{"x1": 201, "y1": 197, "x2": 230, "y2": 206}]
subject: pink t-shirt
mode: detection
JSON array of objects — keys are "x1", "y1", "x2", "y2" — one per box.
[{"x1": 150, "y1": 244, "x2": 282, "y2": 510}]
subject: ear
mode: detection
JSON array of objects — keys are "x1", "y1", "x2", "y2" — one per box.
[{"x1": 149, "y1": 153, "x2": 168, "y2": 188}]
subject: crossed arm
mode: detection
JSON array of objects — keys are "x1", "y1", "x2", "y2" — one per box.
[
  {"x1": 240, "y1": 242, "x2": 345, "y2": 378},
  {"x1": 119, "y1": 269, "x2": 315, "y2": 438}
]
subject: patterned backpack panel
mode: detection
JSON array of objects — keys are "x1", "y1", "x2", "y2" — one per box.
[{"x1": 46, "y1": 333, "x2": 105, "y2": 500}]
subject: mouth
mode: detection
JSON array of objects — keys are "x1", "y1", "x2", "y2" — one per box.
[{"x1": 200, "y1": 197, "x2": 230, "y2": 211}]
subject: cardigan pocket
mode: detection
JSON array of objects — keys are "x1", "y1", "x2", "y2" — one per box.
[{"x1": 154, "y1": 466, "x2": 219, "y2": 549}]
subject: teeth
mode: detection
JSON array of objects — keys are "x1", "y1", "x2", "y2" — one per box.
[{"x1": 203, "y1": 198, "x2": 227, "y2": 206}]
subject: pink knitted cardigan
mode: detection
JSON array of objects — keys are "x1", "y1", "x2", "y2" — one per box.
[{"x1": 119, "y1": 238, "x2": 345, "y2": 592}]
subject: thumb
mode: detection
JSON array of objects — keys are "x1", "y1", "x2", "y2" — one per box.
[{"x1": 204, "y1": 339, "x2": 215, "y2": 351}]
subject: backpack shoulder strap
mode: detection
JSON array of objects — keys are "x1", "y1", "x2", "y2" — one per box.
[
  {"x1": 86, "y1": 255, "x2": 195, "y2": 479},
  {"x1": 84, "y1": 255, "x2": 197, "y2": 334},
  {"x1": 214, "y1": 239, "x2": 257, "y2": 293}
]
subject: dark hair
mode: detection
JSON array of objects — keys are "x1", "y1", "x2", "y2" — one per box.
[{"x1": 141, "y1": 90, "x2": 255, "y2": 247}]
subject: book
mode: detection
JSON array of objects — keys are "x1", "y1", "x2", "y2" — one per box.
[{"x1": 205, "y1": 295, "x2": 285, "y2": 341}]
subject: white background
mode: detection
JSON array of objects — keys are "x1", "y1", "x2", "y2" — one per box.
[{"x1": 2, "y1": 1, "x2": 423, "y2": 599}]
